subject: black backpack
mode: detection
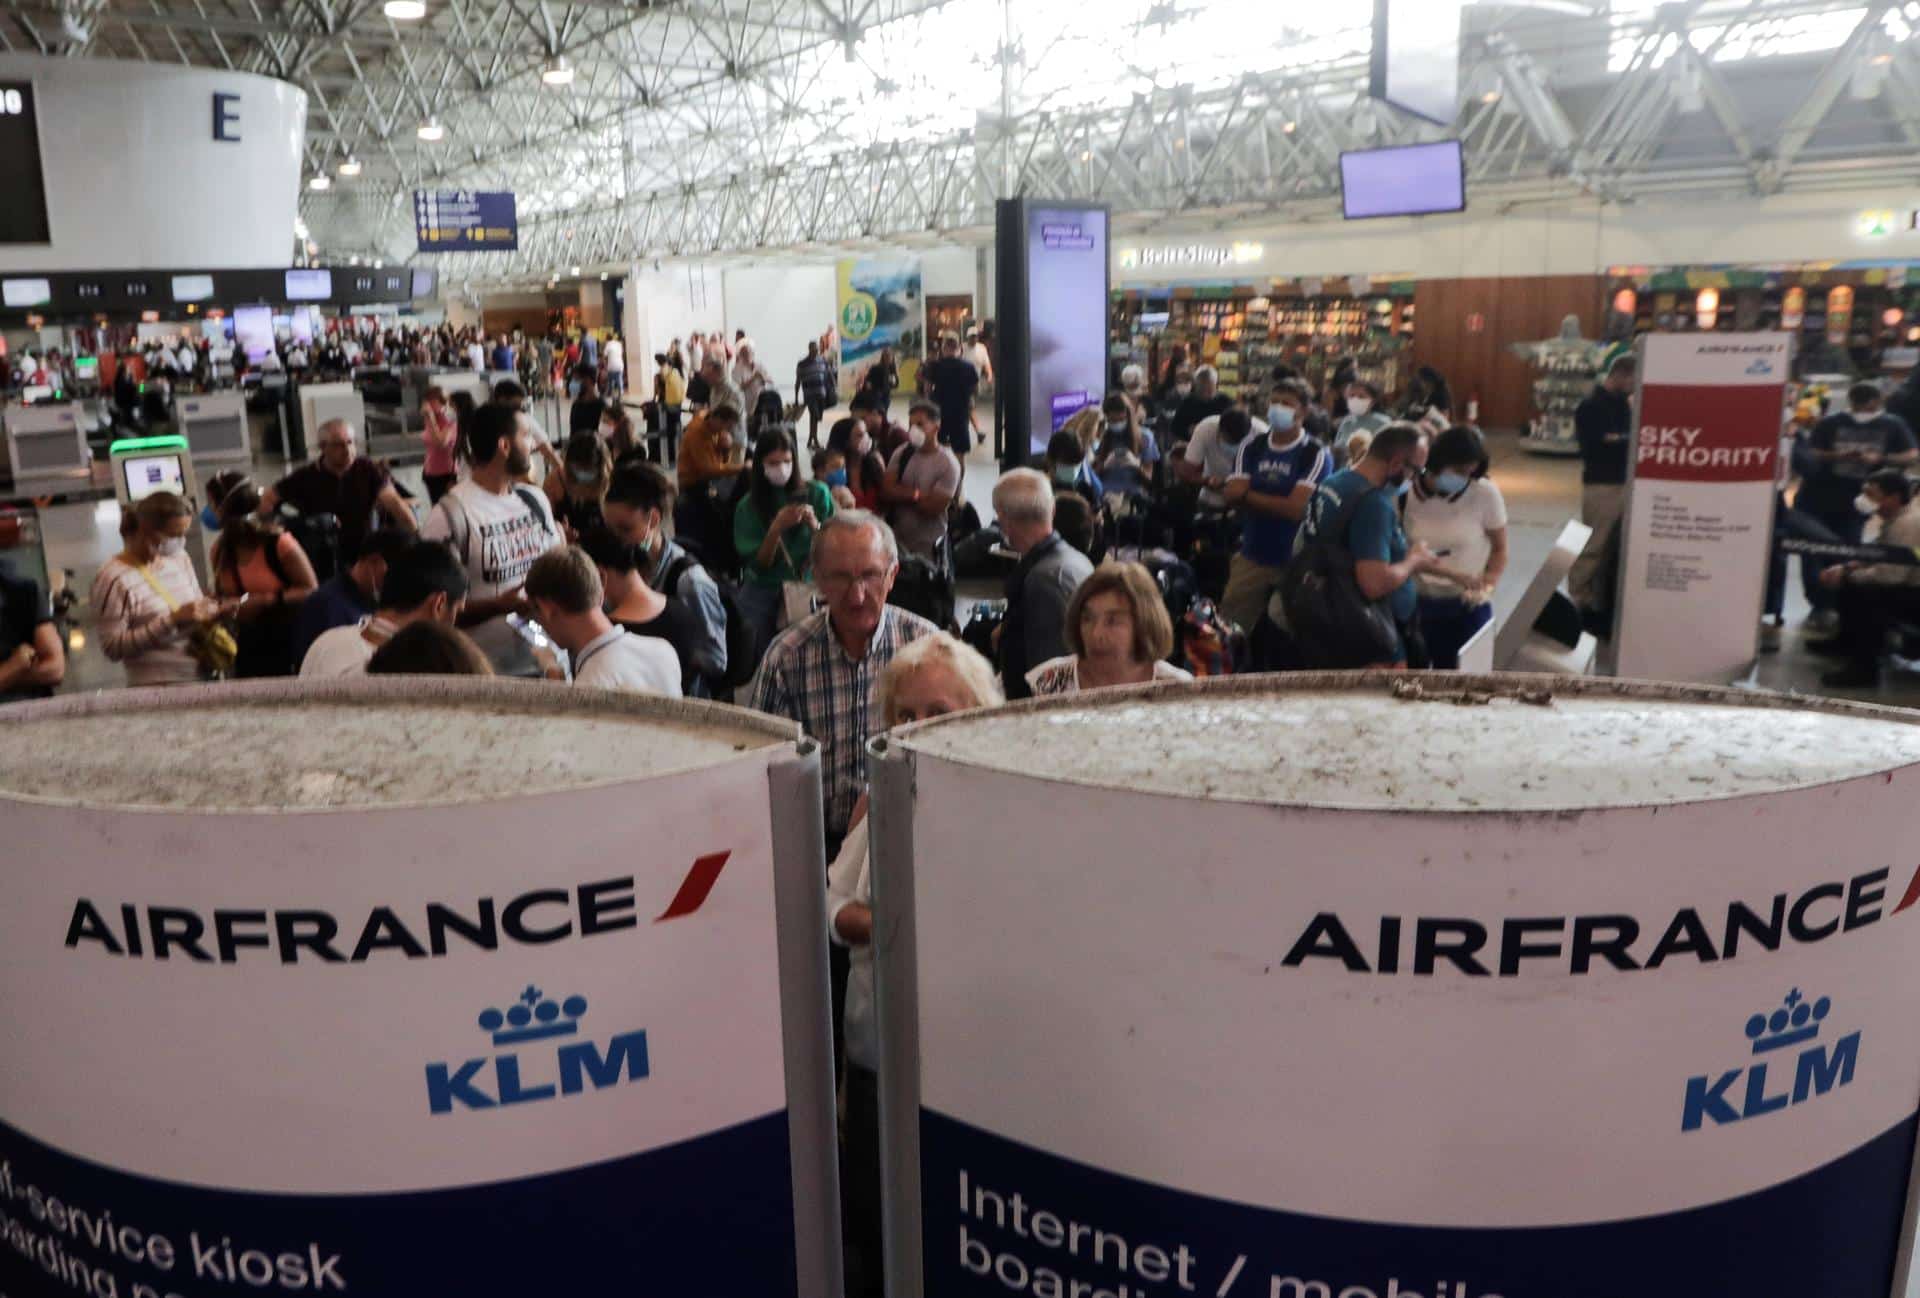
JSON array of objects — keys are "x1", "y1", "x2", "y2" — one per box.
[
  {"x1": 888, "y1": 552, "x2": 956, "y2": 632},
  {"x1": 1110, "y1": 545, "x2": 1199, "y2": 627},
  {"x1": 276, "y1": 509, "x2": 342, "y2": 583},
  {"x1": 661, "y1": 551, "x2": 759, "y2": 693},
  {"x1": 1279, "y1": 485, "x2": 1401, "y2": 669}
]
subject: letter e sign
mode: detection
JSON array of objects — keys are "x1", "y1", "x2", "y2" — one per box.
[{"x1": 213, "y1": 92, "x2": 240, "y2": 142}]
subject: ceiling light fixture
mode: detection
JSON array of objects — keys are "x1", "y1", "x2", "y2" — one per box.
[
  {"x1": 1480, "y1": 89, "x2": 1501, "y2": 105},
  {"x1": 1282, "y1": 120, "x2": 1297, "y2": 134},
  {"x1": 570, "y1": 265, "x2": 582, "y2": 276},
  {"x1": 308, "y1": 174, "x2": 331, "y2": 191},
  {"x1": 542, "y1": 55, "x2": 575, "y2": 86},
  {"x1": 417, "y1": 118, "x2": 445, "y2": 141},
  {"x1": 384, "y1": 0, "x2": 426, "y2": 19},
  {"x1": 338, "y1": 157, "x2": 362, "y2": 176}
]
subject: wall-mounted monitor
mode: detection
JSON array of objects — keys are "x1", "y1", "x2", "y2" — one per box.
[
  {"x1": 411, "y1": 268, "x2": 437, "y2": 299},
  {"x1": 171, "y1": 274, "x2": 215, "y2": 303},
  {"x1": 0, "y1": 83, "x2": 52, "y2": 244},
  {"x1": 1340, "y1": 140, "x2": 1466, "y2": 220},
  {"x1": 2, "y1": 278, "x2": 52, "y2": 308},
  {"x1": 233, "y1": 304, "x2": 275, "y2": 365},
  {"x1": 285, "y1": 269, "x2": 333, "y2": 301}
]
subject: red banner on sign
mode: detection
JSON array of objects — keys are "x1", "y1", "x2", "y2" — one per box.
[{"x1": 1634, "y1": 384, "x2": 1780, "y2": 484}]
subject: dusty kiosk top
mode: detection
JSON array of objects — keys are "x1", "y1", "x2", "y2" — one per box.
[
  {"x1": 0, "y1": 678, "x2": 797, "y2": 812},
  {"x1": 891, "y1": 674, "x2": 1920, "y2": 812}
]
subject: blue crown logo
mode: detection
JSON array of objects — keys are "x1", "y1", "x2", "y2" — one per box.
[
  {"x1": 1744, "y1": 988, "x2": 1830, "y2": 1056},
  {"x1": 477, "y1": 985, "x2": 589, "y2": 1047},
  {"x1": 1746, "y1": 358, "x2": 1774, "y2": 376}
]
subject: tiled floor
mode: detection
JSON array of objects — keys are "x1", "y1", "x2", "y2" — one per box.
[{"x1": 30, "y1": 398, "x2": 1920, "y2": 711}]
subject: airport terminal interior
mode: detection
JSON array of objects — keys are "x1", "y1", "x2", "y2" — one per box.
[{"x1": 7, "y1": 2, "x2": 1920, "y2": 1296}]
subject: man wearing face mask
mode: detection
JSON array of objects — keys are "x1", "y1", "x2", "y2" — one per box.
[
  {"x1": 1808, "y1": 469, "x2": 1920, "y2": 688},
  {"x1": 421, "y1": 403, "x2": 562, "y2": 673},
  {"x1": 1294, "y1": 423, "x2": 1440, "y2": 668},
  {"x1": 881, "y1": 401, "x2": 962, "y2": 562},
  {"x1": 1798, "y1": 382, "x2": 1919, "y2": 630},
  {"x1": 1221, "y1": 379, "x2": 1332, "y2": 638}
]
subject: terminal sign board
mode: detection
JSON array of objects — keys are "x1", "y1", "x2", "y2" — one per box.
[
  {"x1": 0, "y1": 83, "x2": 52, "y2": 244},
  {"x1": 414, "y1": 190, "x2": 518, "y2": 252}
]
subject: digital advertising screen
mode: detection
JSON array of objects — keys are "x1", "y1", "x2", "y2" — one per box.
[
  {"x1": 411, "y1": 267, "x2": 438, "y2": 299},
  {"x1": 1022, "y1": 205, "x2": 1109, "y2": 456},
  {"x1": 0, "y1": 83, "x2": 52, "y2": 244},
  {"x1": 232, "y1": 304, "x2": 275, "y2": 365},
  {"x1": 285, "y1": 268, "x2": 333, "y2": 301},
  {"x1": 1341, "y1": 140, "x2": 1467, "y2": 220}
]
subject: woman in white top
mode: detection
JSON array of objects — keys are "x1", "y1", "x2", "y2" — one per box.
[
  {"x1": 731, "y1": 341, "x2": 775, "y2": 428},
  {"x1": 1402, "y1": 424, "x2": 1509, "y2": 670},
  {"x1": 1027, "y1": 561, "x2": 1194, "y2": 696},
  {"x1": 826, "y1": 632, "x2": 1002, "y2": 1298},
  {"x1": 90, "y1": 492, "x2": 229, "y2": 687}
]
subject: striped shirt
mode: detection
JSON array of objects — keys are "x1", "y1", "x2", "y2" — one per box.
[
  {"x1": 749, "y1": 604, "x2": 935, "y2": 842},
  {"x1": 91, "y1": 553, "x2": 205, "y2": 687}
]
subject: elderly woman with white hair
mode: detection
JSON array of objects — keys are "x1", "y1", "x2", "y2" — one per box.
[{"x1": 827, "y1": 631, "x2": 1002, "y2": 1298}]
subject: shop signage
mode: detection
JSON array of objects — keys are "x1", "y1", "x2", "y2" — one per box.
[
  {"x1": 1856, "y1": 209, "x2": 1920, "y2": 239},
  {"x1": 1614, "y1": 331, "x2": 1789, "y2": 681},
  {"x1": 211, "y1": 91, "x2": 240, "y2": 142},
  {"x1": 1117, "y1": 241, "x2": 1263, "y2": 271}
]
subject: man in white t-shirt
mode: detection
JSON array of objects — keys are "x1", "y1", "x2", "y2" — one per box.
[
  {"x1": 603, "y1": 333, "x2": 626, "y2": 396},
  {"x1": 300, "y1": 539, "x2": 470, "y2": 678},
  {"x1": 523, "y1": 547, "x2": 681, "y2": 696},
  {"x1": 1180, "y1": 406, "x2": 1266, "y2": 512},
  {"x1": 421, "y1": 404, "x2": 562, "y2": 672},
  {"x1": 467, "y1": 338, "x2": 486, "y2": 373}
]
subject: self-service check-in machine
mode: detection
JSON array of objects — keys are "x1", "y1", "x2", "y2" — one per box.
[
  {"x1": 2, "y1": 404, "x2": 91, "y2": 489},
  {"x1": 172, "y1": 391, "x2": 251, "y2": 466},
  {"x1": 109, "y1": 434, "x2": 213, "y2": 588}
]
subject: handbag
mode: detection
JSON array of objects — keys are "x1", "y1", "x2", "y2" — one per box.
[
  {"x1": 134, "y1": 564, "x2": 238, "y2": 677},
  {"x1": 1279, "y1": 485, "x2": 1403, "y2": 669}
]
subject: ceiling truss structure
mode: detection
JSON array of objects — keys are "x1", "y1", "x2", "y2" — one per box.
[{"x1": 6, "y1": 1, "x2": 1919, "y2": 289}]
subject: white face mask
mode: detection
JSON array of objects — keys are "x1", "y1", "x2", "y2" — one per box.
[
  {"x1": 1853, "y1": 409, "x2": 1881, "y2": 425},
  {"x1": 1348, "y1": 397, "x2": 1372, "y2": 416},
  {"x1": 154, "y1": 536, "x2": 187, "y2": 558},
  {"x1": 765, "y1": 462, "x2": 793, "y2": 487},
  {"x1": 908, "y1": 426, "x2": 929, "y2": 450},
  {"x1": 1856, "y1": 493, "x2": 1879, "y2": 516}
]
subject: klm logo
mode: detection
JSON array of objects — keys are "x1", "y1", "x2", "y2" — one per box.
[
  {"x1": 1682, "y1": 989, "x2": 1858, "y2": 1132},
  {"x1": 425, "y1": 986, "x2": 648, "y2": 1115}
]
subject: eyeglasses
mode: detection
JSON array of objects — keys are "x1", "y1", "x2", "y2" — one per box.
[{"x1": 816, "y1": 569, "x2": 892, "y2": 594}]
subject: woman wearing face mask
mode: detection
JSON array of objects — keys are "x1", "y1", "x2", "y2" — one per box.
[
  {"x1": 91, "y1": 492, "x2": 232, "y2": 686},
  {"x1": 733, "y1": 427, "x2": 836, "y2": 650},
  {"x1": 210, "y1": 477, "x2": 320, "y2": 678},
  {"x1": 840, "y1": 417, "x2": 889, "y2": 511},
  {"x1": 827, "y1": 630, "x2": 1002, "y2": 1298},
  {"x1": 545, "y1": 434, "x2": 613, "y2": 542},
  {"x1": 1402, "y1": 425, "x2": 1509, "y2": 670},
  {"x1": 1335, "y1": 380, "x2": 1391, "y2": 466},
  {"x1": 1093, "y1": 393, "x2": 1161, "y2": 497},
  {"x1": 1027, "y1": 562, "x2": 1194, "y2": 696}
]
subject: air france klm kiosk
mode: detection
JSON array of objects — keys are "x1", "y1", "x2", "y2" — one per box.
[{"x1": 109, "y1": 434, "x2": 213, "y2": 588}]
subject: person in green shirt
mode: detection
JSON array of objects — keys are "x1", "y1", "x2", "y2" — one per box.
[{"x1": 734, "y1": 427, "x2": 836, "y2": 654}]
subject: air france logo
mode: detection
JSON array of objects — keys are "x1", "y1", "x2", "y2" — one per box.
[
  {"x1": 1682, "y1": 989, "x2": 1858, "y2": 1132},
  {"x1": 425, "y1": 986, "x2": 649, "y2": 1115}
]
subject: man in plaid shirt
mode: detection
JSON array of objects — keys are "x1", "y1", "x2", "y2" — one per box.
[{"x1": 750, "y1": 510, "x2": 935, "y2": 854}]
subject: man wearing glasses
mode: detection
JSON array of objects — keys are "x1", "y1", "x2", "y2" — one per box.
[{"x1": 750, "y1": 509, "x2": 936, "y2": 858}]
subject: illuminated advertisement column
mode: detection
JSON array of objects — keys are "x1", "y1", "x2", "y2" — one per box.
[
  {"x1": 871, "y1": 676, "x2": 1920, "y2": 1298},
  {"x1": 0, "y1": 679, "x2": 840, "y2": 1297},
  {"x1": 1615, "y1": 331, "x2": 1790, "y2": 682},
  {"x1": 995, "y1": 199, "x2": 1110, "y2": 462}
]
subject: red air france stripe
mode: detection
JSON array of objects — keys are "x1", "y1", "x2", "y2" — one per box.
[
  {"x1": 656, "y1": 852, "x2": 731, "y2": 922},
  {"x1": 1892, "y1": 865, "x2": 1920, "y2": 915}
]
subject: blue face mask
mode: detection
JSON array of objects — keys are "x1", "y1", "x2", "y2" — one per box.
[
  {"x1": 1434, "y1": 470, "x2": 1472, "y2": 496},
  {"x1": 825, "y1": 468, "x2": 849, "y2": 488},
  {"x1": 200, "y1": 505, "x2": 221, "y2": 530},
  {"x1": 1393, "y1": 475, "x2": 1413, "y2": 498},
  {"x1": 1267, "y1": 405, "x2": 1297, "y2": 432}
]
